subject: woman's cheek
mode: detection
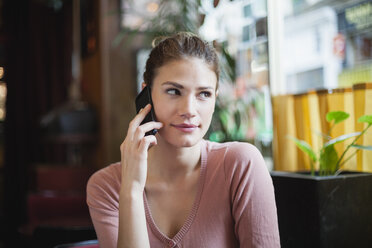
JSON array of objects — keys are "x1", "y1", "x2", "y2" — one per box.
[{"x1": 154, "y1": 103, "x2": 167, "y2": 123}]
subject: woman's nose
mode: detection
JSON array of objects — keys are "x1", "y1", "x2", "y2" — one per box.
[{"x1": 179, "y1": 95, "x2": 197, "y2": 118}]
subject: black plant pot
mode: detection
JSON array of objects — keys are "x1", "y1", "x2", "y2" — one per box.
[{"x1": 271, "y1": 171, "x2": 372, "y2": 248}]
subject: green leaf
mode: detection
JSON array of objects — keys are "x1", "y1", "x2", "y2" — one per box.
[
  {"x1": 319, "y1": 145, "x2": 339, "y2": 174},
  {"x1": 288, "y1": 136, "x2": 317, "y2": 162},
  {"x1": 219, "y1": 110, "x2": 229, "y2": 127},
  {"x1": 209, "y1": 131, "x2": 225, "y2": 142},
  {"x1": 351, "y1": 144, "x2": 372, "y2": 151},
  {"x1": 112, "y1": 29, "x2": 127, "y2": 47},
  {"x1": 313, "y1": 129, "x2": 332, "y2": 141},
  {"x1": 234, "y1": 111, "x2": 241, "y2": 130},
  {"x1": 326, "y1": 111, "x2": 349, "y2": 124},
  {"x1": 358, "y1": 115, "x2": 372, "y2": 125},
  {"x1": 324, "y1": 132, "x2": 361, "y2": 147}
]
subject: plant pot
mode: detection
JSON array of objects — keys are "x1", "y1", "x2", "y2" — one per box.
[{"x1": 271, "y1": 171, "x2": 372, "y2": 248}]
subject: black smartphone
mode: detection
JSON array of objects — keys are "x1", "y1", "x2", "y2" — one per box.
[{"x1": 135, "y1": 85, "x2": 157, "y2": 136}]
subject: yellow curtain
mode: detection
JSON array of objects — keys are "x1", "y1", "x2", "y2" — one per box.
[
  {"x1": 272, "y1": 83, "x2": 372, "y2": 172},
  {"x1": 317, "y1": 89, "x2": 330, "y2": 135},
  {"x1": 307, "y1": 91, "x2": 322, "y2": 162},
  {"x1": 327, "y1": 88, "x2": 346, "y2": 166},
  {"x1": 272, "y1": 94, "x2": 297, "y2": 171},
  {"x1": 294, "y1": 93, "x2": 311, "y2": 170},
  {"x1": 363, "y1": 84, "x2": 372, "y2": 172},
  {"x1": 353, "y1": 83, "x2": 372, "y2": 172},
  {"x1": 343, "y1": 88, "x2": 357, "y2": 171}
]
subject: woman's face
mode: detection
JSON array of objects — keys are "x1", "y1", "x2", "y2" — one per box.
[{"x1": 151, "y1": 57, "x2": 218, "y2": 148}]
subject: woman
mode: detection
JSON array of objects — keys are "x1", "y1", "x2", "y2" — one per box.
[{"x1": 87, "y1": 32, "x2": 280, "y2": 248}]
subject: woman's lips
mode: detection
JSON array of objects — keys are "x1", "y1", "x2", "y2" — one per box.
[{"x1": 171, "y1": 123, "x2": 199, "y2": 133}]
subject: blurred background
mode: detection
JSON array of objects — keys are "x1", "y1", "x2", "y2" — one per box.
[{"x1": 0, "y1": 0, "x2": 371, "y2": 247}]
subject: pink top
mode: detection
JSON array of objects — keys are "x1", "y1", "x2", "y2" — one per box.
[{"x1": 87, "y1": 140, "x2": 280, "y2": 247}]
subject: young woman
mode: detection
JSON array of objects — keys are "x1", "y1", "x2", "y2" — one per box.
[{"x1": 87, "y1": 32, "x2": 280, "y2": 248}]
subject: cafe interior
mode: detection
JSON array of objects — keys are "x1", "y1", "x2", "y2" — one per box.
[{"x1": 0, "y1": 0, "x2": 371, "y2": 247}]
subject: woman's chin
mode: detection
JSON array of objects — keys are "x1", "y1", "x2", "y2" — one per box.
[
  {"x1": 158, "y1": 132, "x2": 202, "y2": 148},
  {"x1": 169, "y1": 138, "x2": 199, "y2": 148}
]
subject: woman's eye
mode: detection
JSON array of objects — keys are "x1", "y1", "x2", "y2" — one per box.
[
  {"x1": 199, "y1": 91, "x2": 212, "y2": 98},
  {"x1": 166, "y1": 88, "x2": 180, "y2": 95}
]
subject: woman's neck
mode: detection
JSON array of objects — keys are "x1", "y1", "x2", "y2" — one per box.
[{"x1": 147, "y1": 137, "x2": 202, "y2": 182}]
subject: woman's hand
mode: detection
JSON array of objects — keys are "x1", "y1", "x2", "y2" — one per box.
[{"x1": 120, "y1": 104, "x2": 163, "y2": 194}]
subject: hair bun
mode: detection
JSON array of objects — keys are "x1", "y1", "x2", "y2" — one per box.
[
  {"x1": 151, "y1": 32, "x2": 198, "y2": 48},
  {"x1": 151, "y1": 36, "x2": 168, "y2": 48}
]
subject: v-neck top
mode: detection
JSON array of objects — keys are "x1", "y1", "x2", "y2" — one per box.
[
  {"x1": 143, "y1": 141, "x2": 207, "y2": 246},
  {"x1": 87, "y1": 140, "x2": 280, "y2": 248}
]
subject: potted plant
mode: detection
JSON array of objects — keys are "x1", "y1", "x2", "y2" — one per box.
[{"x1": 271, "y1": 111, "x2": 372, "y2": 248}]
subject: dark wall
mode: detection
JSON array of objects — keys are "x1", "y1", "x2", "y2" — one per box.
[{"x1": 2, "y1": 0, "x2": 72, "y2": 243}]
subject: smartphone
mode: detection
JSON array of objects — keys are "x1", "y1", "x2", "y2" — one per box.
[{"x1": 135, "y1": 85, "x2": 157, "y2": 136}]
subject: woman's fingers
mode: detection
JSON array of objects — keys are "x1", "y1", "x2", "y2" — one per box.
[
  {"x1": 133, "y1": 121, "x2": 163, "y2": 142},
  {"x1": 127, "y1": 104, "x2": 150, "y2": 138},
  {"x1": 127, "y1": 104, "x2": 163, "y2": 142},
  {"x1": 119, "y1": 104, "x2": 161, "y2": 191},
  {"x1": 130, "y1": 104, "x2": 151, "y2": 127},
  {"x1": 128, "y1": 104, "x2": 154, "y2": 139},
  {"x1": 138, "y1": 135, "x2": 158, "y2": 154},
  {"x1": 120, "y1": 120, "x2": 162, "y2": 155}
]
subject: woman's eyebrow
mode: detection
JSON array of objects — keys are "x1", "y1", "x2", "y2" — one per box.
[
  {"x1": 162, "y1": 81, "x2": 183, "y2": 88},
  {"x1": 162, "y1": 81, "x2": 214, "y2": 90},
  {"x1": 198, "y1": 86, "x2": 214, "y2": 90}
]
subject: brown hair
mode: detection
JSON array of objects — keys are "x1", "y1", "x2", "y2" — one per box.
[{"x1": 143, "y1": 32, "x2": 219, "y2": 89}]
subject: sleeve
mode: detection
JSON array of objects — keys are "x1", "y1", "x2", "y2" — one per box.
[
  {"x1": 86, "y1": 166, "x2": 120, "y2": 248},
  {"x1": 226, "y1": 143, "x2": 280, "y2": 248}
]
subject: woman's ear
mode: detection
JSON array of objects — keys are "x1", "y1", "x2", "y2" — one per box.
[
  {"x1": 141, "y1": 82, "x2": 147, "y2": 90},
  {"x1": 215, "y1": 89, "x2": 219, "y2": 97}
]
